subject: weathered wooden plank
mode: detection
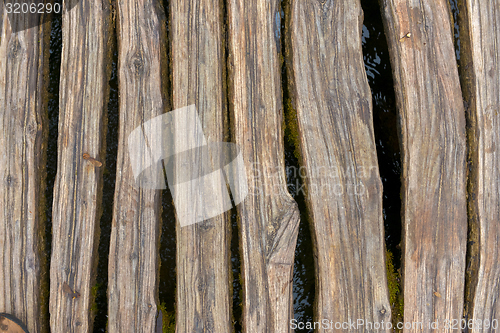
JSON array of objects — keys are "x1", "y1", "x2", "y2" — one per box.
[
  {"x1": 170, "y1": 0, "x2": 232, "y2": 331},
  {"x1": 380, "y1": 0, "x2": 467, "y2": 330},
  {"x1": 107, "y1": 1, "x2": 167, "y2": 332},
  {"x1": 49, "y1": 1, "x2": 111, "y2": 331},
  {"x1": 285, "y1": 0, "x2": 391, "y2": 330},
  {"x1": 227, "y1": 0, "x2": 301, "y2": 331},
  {"x1": 0, "y1": 3, "x2": 3, "y2": 38},
  {"x1": 458, "y1": 0, "x2": 500, "y2": 330},
  {"x1": 0, "y1": 9, "x2": 49, "y2": 333}
]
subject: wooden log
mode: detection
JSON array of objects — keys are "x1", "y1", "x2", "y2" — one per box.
[
  {"x1": 107, "y1": 1, "x2": 167, "y2": 332},
  {"x1": 0, "y1": 9, "x2": 49, "y2": 333},
  {"x1": 227, "y1": 0, "x2": 301, "y2": 331},
  {"x1": 49, "y1": 1, "x2": 111, "y2": 331},
  {"x1": 170, "y1": 0, "x2": 232, "y2": 331},
  {"x1": 285, "y1": 0, "x2": 391, "y2": 330},
  {"x1": 380, "y1": 0, "x2": 468, "y2": 329},
  {"x1": 458, "y1": 0, "x2": 500, "y2": 330}
]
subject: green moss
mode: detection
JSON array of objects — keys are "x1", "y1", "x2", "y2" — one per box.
[
  {"x1": 283, "y1": 99, "x2": 301, "y2": 161},
  {"x1": 158, "y1": 302, "x2": 175, "y2": 333},
  {"x1": 386, "y1": 249, "x2": 403, "y2": 330},
  {"x1": 90, "y1": 283, "x2": 101, "y2": 313}
]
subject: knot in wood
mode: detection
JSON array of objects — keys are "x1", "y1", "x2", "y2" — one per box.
[
  {"x1": 25, "y1": 255, "x2": 36, "y2": 273},
  {"x1": 129, "y1": 52, "x2": 147, "y2": 76},
  {"x1": 5, "y1": 174, "x2": 15, "y2": 187},
  {"x1": 8, "y1": 38, "x2": 23, "y2": 59},
  {"x1": 319, "y1": 0, "x2": 333, "y2": 11},
  {"x1": 197, "y1": 220, "x2": 214, "y2": 231},
  {"x1": 27, "y1": 121, "x2": 39, "y2": 139}
]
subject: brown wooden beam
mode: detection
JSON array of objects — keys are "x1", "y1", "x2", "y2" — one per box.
[
  {"x1": 170, "y1": 0, "x2": 232, "y2": 331},
  {"x1": 285, "y1": 0, "x2": 392, "y2": 331},
  {"x1": 380, "y1": 0, "x2": 468, "y2": 330},
  {"x1": 49, "y1": 0, "x2": 112, "y2": 331},
  {"x1": 228, "y1": 0, "x2": 301, "y2": 331},
  {"x1": 0, "y1": 9, "x2": 50, "y2": 333},
  {"x1": 107, "y1": 0, "x2": 168, "y2": 332},
  {"x1": 458, "y1": 0, "x2": 500, "y2": 330}
]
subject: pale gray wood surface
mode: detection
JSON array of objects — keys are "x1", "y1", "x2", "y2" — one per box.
[
  {"x1": 228, "y1": 0, "x2": 301, "y2": 331},
  {"x1": 458, "y1": 0, "x2": 500, "y2": 331},
  {"x1": 48, "y1": 0, "x2": 111, "y2": 332},
  {"x1": 0, "y1": 9, "x2": 49, "y2": 333},
  {"x1": 380, "y1": 0, "x2": 468, "y2": 330},
  {"x1": 170, "y1": 0, "x2": 232, "y2": 331},
  {"x1": 285, "y1": 0, "x2": 392, "y2": 331},
  {"x1": 107, "y1": 0, "x2": 167, "y2": 332},
  {"x1": 49, "y1": 1, "x2": 111, "y2": 332}
]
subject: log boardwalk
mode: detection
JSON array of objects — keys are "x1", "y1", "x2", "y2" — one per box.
[{"x1": 0, "y1": 0, "x2": 499, "y2": 332}]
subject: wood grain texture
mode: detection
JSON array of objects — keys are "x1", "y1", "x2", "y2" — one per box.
[
  {"x1": 285, "y1": 0, "x2": 391, "y2": 330},
  {"x1": 170, "y1": 0, "x2": 232, "y2": 331},
  {"x1": 0, "y1": 9, "x2": 49, "y2": 333},
  {"x1": 107, "y1": 0, "x2": 167, "y2": 332},
  {"x1": 228, "y1": 0, "x2": 300, "y2": 331},
  {"x1": 458, "y1": 0, "x2": 500, "y2": 330},
  {"x1": 50, "y1": 0, "x2": 111, "y2": 332},
  {"x1": 49, "y1": 1, "x2": 111, "y2": 332},
  {"x1": 380, "y1": 0, "x2": 467, "y2": 330}
]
